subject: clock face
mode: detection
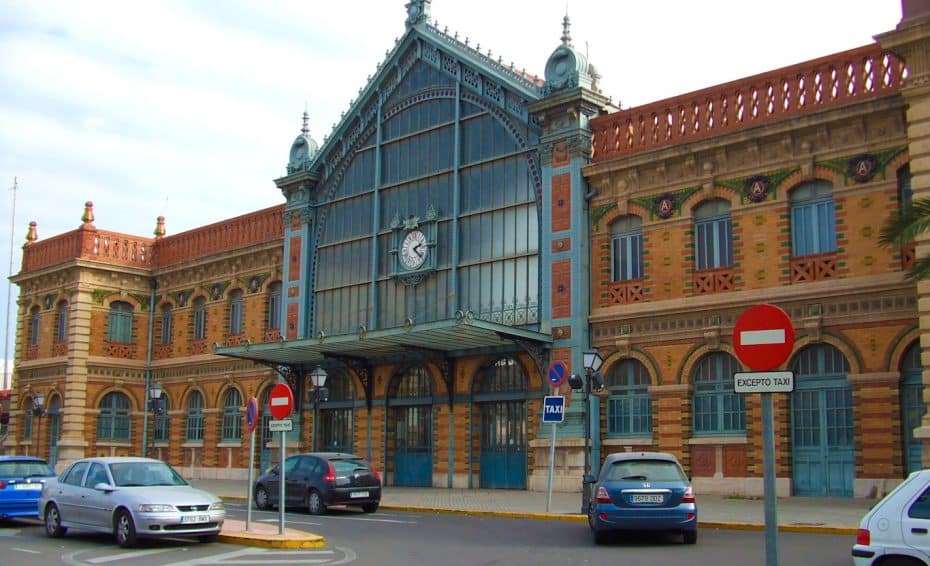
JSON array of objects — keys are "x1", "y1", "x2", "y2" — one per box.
[{"x1": 400, "y1": 229, "x2": 428, "y2": 270}]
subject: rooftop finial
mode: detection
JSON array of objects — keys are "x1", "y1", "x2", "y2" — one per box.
[
  {"x1": 154, "y1": 216, "x2": 166, "y2": 238},
  {"x1": 301, "y1": 105, "x2": 310, "y2": 136},
  {"x1": 81, "y1": 201, "x2": 95, "y2": 225},
  {"x1": 561, "y1": 13, "x2": 572, "y2": 46},
  {"x1": 405, "y1": 0, "x2": 431, "y2": 28},
  {"x1": 25, "y1": 221, "x2": 37, "y2": 245}
]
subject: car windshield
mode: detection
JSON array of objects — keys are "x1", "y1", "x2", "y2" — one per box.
[
  {"x1": 109, "y1": 462, "x2": 188, "y2": 487},
  {"x1": 605, "y1": 459, "x2": 687, "y2": 482},
  {"x1": 332, "y1": 458, "x2": 371, "y2": 475},
  {"x1": 0, "y1": 460, "x2": 54, "y2": 478}
]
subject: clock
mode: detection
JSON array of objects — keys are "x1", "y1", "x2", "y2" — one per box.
[{"x1": 400, "y1": 229, "x2": 428, "y2": 270}]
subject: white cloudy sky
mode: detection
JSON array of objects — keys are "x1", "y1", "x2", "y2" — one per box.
[{"x1": 0, "y1": 0, "x2": 904, "y2": 388}]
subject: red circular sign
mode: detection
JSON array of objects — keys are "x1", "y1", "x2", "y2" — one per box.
[
  {"x1": 547, "y1": 360, "x2": 568, "y2": 387},
  {"x1": 268, "y1": 383, "x2": 294, "y2": 420},
  {"x1": 733, "y1": 304, "x2": 795, "y2": 371}
]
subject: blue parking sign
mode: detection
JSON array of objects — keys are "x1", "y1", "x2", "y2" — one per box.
[{"x1": 542, "y1": 396, "x2": 565, "y2": 423}]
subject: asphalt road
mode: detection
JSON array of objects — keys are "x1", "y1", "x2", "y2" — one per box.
[{"x1": 0, "y1": 502, "x2": 857, "y2": 566}]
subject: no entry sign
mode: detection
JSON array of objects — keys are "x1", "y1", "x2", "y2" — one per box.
[
  {"x1": 733, "y1": 304, "x2": 795, "y2": 371},
  {"x1": 268, "y1": 383, "x2": 294, "y2": 420}
]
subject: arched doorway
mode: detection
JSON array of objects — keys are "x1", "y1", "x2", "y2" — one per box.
[
  {"x1": 317, "y1": 369, "x2": 355, "y2": 453},
  {"x1": 473, "y1": 357, "x2": 527, "y2": 489},
  {"x1": 259, "y1": 387, "x2": 274, "y2": 473},
  {"x1": 901, "y1": 342, "x2": 925, "y2": 473},
  {"x1": 46, "y1": 395, "x2": 61, "y2": 468},
  {"x1": 389, "y1": 367, "x2": 433, "y2": 487},
  {"x1": 790, "y1": 344, "x2": 853, "y2": 496}
]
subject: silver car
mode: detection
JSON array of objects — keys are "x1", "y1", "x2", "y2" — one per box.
[{"x1": 39, "y1": 457, "x2": 225, "y2": 547}]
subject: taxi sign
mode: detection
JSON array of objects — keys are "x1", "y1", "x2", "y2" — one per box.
[{"x1": 543, "y1": 396, "x2": 565, "y2": 423}]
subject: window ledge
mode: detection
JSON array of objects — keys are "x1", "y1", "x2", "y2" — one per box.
[
  {"x1": 603, "y1": 437, "x2": 653, "y2": 446},
  {"x1": 182, "y1": 441, "x2": 204, "y2": 448},
  {"x1": 217, "y1": 441, "x2": 241, "y2": 448},
  {"x1": 96, "y1": 441, "x2": 132, "y2": 447},
  {"x1": 688, "y1": 436, "x2": 747, "y2": 445}
]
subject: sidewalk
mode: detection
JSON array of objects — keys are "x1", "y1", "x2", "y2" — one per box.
[{"x1": 190, "y1": 478, "x2": 873, "y2": 547}]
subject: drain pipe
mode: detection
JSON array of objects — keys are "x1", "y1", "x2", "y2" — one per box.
[{"x1": 142, "y1": 279, "x2": 156, "y2": 458}]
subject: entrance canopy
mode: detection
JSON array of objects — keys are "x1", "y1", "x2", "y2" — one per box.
[{"x1": 213, "y1": 314, "x2": 551, "y2": 367}]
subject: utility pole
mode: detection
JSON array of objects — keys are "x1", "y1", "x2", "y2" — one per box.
[{"x1": 3, "y1": 177, "x2": 19, "y2": 391}]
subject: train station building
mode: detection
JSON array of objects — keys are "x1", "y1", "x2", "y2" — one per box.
[{"x1": 5, "y1": 1, "x2": 930, "y2": 498}]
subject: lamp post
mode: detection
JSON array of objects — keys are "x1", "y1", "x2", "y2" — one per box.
[
  {"x1": 308, "y1": 367, "x2": 328, "y2": 451},
  {"x1": 32, "y1": 392, "x2": 45, "y2": 458},
  {"x1": 580, "y1": 349, "x2": 604, "y2": 514},
  {"x1": 147, "y1": 382, "x2": 164, "y2": 459}
]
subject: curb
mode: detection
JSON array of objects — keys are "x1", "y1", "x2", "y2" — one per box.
[
  {"x1": 217, "y1": 532, "x2": 326, "y2": 549},
  {"x1": 218, "y1": 496, "x2": 857, "y2": 537}
]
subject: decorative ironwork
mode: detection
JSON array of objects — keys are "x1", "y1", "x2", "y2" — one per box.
[
  {"x1": 510, "y1": 336, "x2": 550, "y2": 380},
  {"x1": 692, "y1": 267, "x2": 735, "y2": 294},
  {"x1": 790, "y1": 252, "x2": 838, "y2": 282},
  {"x1": 325, "y1": 355, "x2": 373, "y2": 411}
]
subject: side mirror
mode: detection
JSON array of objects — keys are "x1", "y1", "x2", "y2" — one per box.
[
  {"x1": 583, "y1": 473, "x2": 597, "y2": 484},
  {"x1": 94, "y1": 482, "x2": 116, "y2": 492}
]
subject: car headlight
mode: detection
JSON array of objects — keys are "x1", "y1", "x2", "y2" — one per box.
[
  {"x1": 138, "y1": 504, "x2": 176, "y2": 513},
  {"x1": 209, "y1": 501, "x2": 225, "y2": 511}
]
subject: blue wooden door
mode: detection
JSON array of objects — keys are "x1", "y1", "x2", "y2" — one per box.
[
  {"x1": 479, "y1": 401, "x2": 526, "y2": 489},
  {"x1": 394, "y1": 405, "x2": 432, "y2": 486},
  {"x1": 902, "y1": 343, "x2": 925, "y2": 473},
  {"x1": 791, "y1": 345, "x2": 854, "y2": 497}
]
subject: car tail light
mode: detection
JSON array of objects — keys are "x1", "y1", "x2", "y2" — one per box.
[
  {"x1": 371, "y1": 465, "x2": 381, "y2": 483},
  {"x1": 596, "y1": 486, "x2": 611, "y2": 503},
  {"x1": 0, "y1": 480, "x2": 6, "y2": 490},
  {"x1": 856, "y1": 528, "x2": 871, "y2": 546},
  {"x1": 323, "y1": 461, "x2": 336, "y2": 484},
  {"x1": 681, "y1": 486, "x2": 696, "y2": 503}
]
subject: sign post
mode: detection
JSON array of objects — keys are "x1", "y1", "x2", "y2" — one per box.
[
  {"x1": 244, "y1": 396, "x2": 259, "y2": 532},
  {"x1": 542, "y1": 395, "x2": 565, "y2": 512},
  {"x1": 268, "y1": 383, "x2": 294, "y2": 535},
  {"x1": 733, "y1": 304, "x2": 795, "y2": 566}
]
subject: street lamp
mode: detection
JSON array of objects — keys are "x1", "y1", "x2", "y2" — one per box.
[
  {"x1": 147, "y1": 382, "x2": 164, "y2": 458},
  {"x1": 577, "y1": 349, "x2": 604, "y2": 514},
  {"x1": 32, "y1": 393, "x2": 45, "y2": 458},
  {"x1": 308, "y1": 367, "x2": 328, "y2": 451}
]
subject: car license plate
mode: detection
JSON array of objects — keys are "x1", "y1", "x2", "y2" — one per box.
[
  {"x1": 631, "y1": 494, "x2": 663, "y2": 504},
  {"x1": 181, "y1": 514, "x2": 210, "y2": 524},
  {"x1": 350, "y1": 491, "x2": 369, "y2": 499},
  {"x1": 13, "y1": 483, "x2": 41, "y2": 490}
]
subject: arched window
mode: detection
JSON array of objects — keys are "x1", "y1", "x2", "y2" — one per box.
[
  {"x1": 55, "y1": 301, "x2": 69, "y2": 343},
  {"x1": 22, "y1": 396, "x2": 35, "y2": 439},
  {"x1": 160, "y1": 305, "x2": 173, "y2": 345},
  {"x1": 318, "y1": 370, "x2": 355, "y2": 452},
  {"x1": 29, "y1": 305, "x2": 40, "y2": 346},
  {"x1": 107, "y1": 301, "x2": 133, "y2": 343},
  {"x1": 186, "y1": 391, "x2": 204, "y2": 441},
  {"x1": 692, "y1": 352, "x2": 744, "y2": 434},
  {"x1": 606, "y1": 359, "x2": 652, "y2": 436},
  {"x1": 610, "y1": 216, "x2": 643, "y2": 281},
  {"x1": 790, "y1": 181, "x2": 837, "y2": 256},
  {"x1": 229, "y1": 289, "x2": 244, "y2": 335},
  {"x1": 221, "y1": 388, "x2": 242, "y2": 441},
  {"x1": 694, "y1": 199, "x2": 732, "y2": 270},
  {"x1": 97, "y1": 391, "x2": 131, "y2": 440},
  {"x1": 192, "y1": 297, "x2": 207, "y2": 341},
  {"x1": 474, "y1": 357, "x2": 527, "y2": 394},
  {"x1": 267, "y1": 282, "x2": 282, "y2": 332},
  {"x1": 899, "y1": 164, "x2": 912, "y2": 208}
]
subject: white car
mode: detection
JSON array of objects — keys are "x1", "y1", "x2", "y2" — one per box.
[
  {"x1": 852, "y1": 469, "x2": 930, "y2": 565},
  {"x1": 39, "y1": 457, "x2": 225, "y2": 548}
]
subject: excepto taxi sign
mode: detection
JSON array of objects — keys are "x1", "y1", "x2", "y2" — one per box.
[{"x1": 733, "y1": 371, "x2": 794, "y2": 393}]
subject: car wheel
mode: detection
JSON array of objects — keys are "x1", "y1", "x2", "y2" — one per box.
[
  {"x1": 44, "y1": 503, "x2": 67, "y2": 538},
  {"x1": 255, "y1": 485, "x2": 271, "y2": 510},
  {"x1": 593, "y1": 529, "x2": 610, "y2": 545},
  {"x1": 587, "y1": 503, "x2": 597, "y2": 530},
  {"x1": 198, "y1": 534, "x2": 219, "y2": 543},
  {"x1": 362, "y1": 502, "x2": 379, "y2": 513},
  {"x1": 683, "y1": 530, "x2": 698, "y2": 544},
  {"x1": 114, "y1": 509, "x2": 138, "y2": 548},
  {"x1": 307, "y1": 489, "x2": 327, "y2": 515},
  {"x1": 881, "y1": 557, "x2": 925, "y2": 566}
]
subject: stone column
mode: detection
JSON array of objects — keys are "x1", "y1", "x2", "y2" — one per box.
[
  {"x1": 55, "y1": 283, "x2": 94, "y2": 468},
  {"x1": 877, "y1": 5, "x2": 930, "y2": 466}
]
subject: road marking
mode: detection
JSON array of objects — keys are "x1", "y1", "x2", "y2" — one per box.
[
  {"x1": 161, "y1": 547, "x2": 339, "y2": 565},
  {"x1": 11, "y1": 547, "x2": 41, "y2": 554},
  {"x1": 86, "y1": 548, "x2": 177, "y2": 563},
  {"x1": 739, "y1": 329, "x2": 785, "y2": 345}
]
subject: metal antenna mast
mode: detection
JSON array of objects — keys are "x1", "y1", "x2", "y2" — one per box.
[{"x1": 3, "y1": 177, "x2": 18, "y2": 390}]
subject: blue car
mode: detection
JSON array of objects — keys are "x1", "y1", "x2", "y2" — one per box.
[
  {"x1": 586, "y1": 452, "x2": 698, "y2": 545},
  {"x1": 0, "y1": 456, "x2": 56, "y2": 519}
]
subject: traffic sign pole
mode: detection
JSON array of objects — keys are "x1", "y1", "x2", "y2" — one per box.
[
  {"x1": 733, "y1": 304, "x2": 794, "y2": 566},
  {"x1": 546, "y1": 421, "x2": 556, "y2": 512},
  {"x1": 268, "y1": 383, "x2": 293, "y2": 536},
  {"x1": 279, "y1": 428, "x2": 286, "y2": 535},
  {"x1": 246, "y1": 426, "x2": 255, "y2": 531}
]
